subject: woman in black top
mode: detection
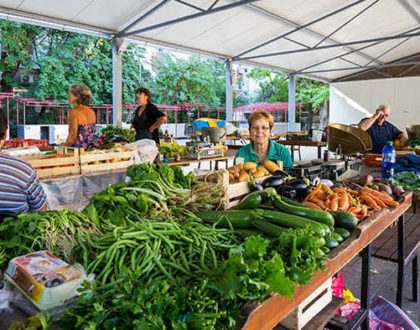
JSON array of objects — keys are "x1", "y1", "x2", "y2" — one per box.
[{"x1": 130, "y1": 87, "x2": 166, "y2": 145}]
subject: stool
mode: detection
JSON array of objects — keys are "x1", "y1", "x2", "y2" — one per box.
[
  {"x1": 290, "y1": 145, "x2": 302, "y2": 161},
  {"x1": 397, "y1": 240, "x2": 419, "y2": 307}
]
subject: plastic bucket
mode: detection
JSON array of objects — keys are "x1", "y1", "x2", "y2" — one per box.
[{"x1": 201, "y1": 127, "x2": 227, "y2": 144}]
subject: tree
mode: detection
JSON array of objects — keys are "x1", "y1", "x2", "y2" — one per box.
[
  {"x1": 247, "y1": 68, "x2": 329, "y2": 110},
  {"x1": 0, "y1": 20, "x2": 150, "y2": 104}
]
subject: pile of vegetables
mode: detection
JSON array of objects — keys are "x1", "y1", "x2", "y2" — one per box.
[
  {"x1": 0, "y1": 163, "x2": 333, "y2": 329},
  {"x1": 98, "y1": 125, "x2": 135, "y2": 143},
  {"x1": 0, "y1": 210, "x2": 99, "y2": 268},
  {"x1": 159, "y1": 141, "x2": 189, "y2": 158},
  {"x1": 387, "y1": 171, "x2": 420, "y2": 192},
  {"x1": 301, "y1": 182, "x2": 399, "y2": 221},
  {"x1": 228, "y1": 160, "x2": 281, "y2": 183}
]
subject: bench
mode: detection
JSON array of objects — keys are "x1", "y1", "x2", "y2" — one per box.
[{"x1": 371, "y1": 212, "x2": 419, "y2": 307}]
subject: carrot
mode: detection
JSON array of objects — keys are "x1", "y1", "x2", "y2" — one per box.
[
  {"x1": 333, "y1": 187, "x2": 347, "y2": 194},
  {"x1": 383, "y1": 199, "x2": 400, "y2": 208},
  {"x1": 366, "y1": 193, "x2": 386, "y2": 208},
  {"x1": 321, "y1": 184, "x2": 333, "y2": 196},
  {"x1": 361, "y1": 193, "x2": 380, "y2": 211},
  {"x1": 347, "y1": 189, "x2": 360, "y2": 196},
  {"x1": 325, "y1": 198, "x2": 331, "y2": 210},
  {"x1": 312, "y1": 182, "x2": 323, "y2": 194},
  {"x1": 348, "y1": 206, "x2": 362, "y2": 214},
  {"x1": 360, "y1": 206, "x2": 368, "y2": 219},
  {"x1": 338, "y1": 193, "x2": 349, "y2": 211},
  {"x1": 302, "y1": 201, "x2": 323, "y2": 210},
  {"x1": 360, "y1": 186, "x2": 393, "y2": 201},
  {"x1": 314, "y1": 199, "x2": 327, "y2": 210},
  {"x1": 315, "y1": 191, "x2": 327, "y2": 200},
  {"x1": 330, "y1": 199, "x2": 338, "y2": 211}
]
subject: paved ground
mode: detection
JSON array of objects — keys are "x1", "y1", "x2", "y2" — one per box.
[{"x1": 342, "y1": 254, "x2": 419, "y2": 327}]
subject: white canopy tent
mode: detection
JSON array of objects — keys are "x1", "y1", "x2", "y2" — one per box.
[{"x1": 0, "y1": 0, "x2": 419, "y2": 129}]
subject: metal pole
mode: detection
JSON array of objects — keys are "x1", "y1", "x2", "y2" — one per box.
[
  {"x1": 112, "y1": 37, "x2": 123, "y2": 127},
  {"x1": 225, "y1": 59, "x2": 233, "y2": 121},
  {"x1": 288, "y1": 74, "x2": 296, "y2": 132}
]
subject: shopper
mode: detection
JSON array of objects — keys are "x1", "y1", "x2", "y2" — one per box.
[
  {"x1": 65, "y1": 84, "x2": 99, "y2": 148},
  {"x1": 234, "y1": 110, "x2": 293, "y2": 169},
  {"x1": 130, "y1": 87, "x2": 166, "y2": 145},
  {"x1": 0, "y1": 110, "x2": 47, "y2": 215},
  {"x1": 358, "y1": 105, "x2": 408, "y2": 153}
]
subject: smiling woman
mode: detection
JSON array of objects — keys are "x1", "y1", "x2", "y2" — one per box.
[{"x1": 234, "y1": 111, "x2": 293, "y2": 168}]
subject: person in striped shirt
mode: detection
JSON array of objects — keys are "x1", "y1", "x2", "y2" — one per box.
[{"x1": 0, "y1": 110, "x2": 47, "y2": 215}]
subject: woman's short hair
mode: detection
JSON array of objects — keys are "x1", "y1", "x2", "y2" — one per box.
[
  {"x1": 248, "y1": 110, "x2": 274, "y2": 129},
  {"x1": 69, "y1": 84, "x2": 92, "y2": 106},
  {"x1": 136, "y1": 87, "x2": 152, "y2": 101}
]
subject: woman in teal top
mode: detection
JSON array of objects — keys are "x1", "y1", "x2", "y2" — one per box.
[{"x1": 234, "y1": 110, "x2": 293, "y2": 169}]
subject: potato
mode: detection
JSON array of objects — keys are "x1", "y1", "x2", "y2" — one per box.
[
  {"x1": 229, "y1": 173, "x2": 235, "y2": 183},
  {"x1": 233, "y1": 172, "x2": 240, "y2": 179},
  {"x1": 228, "y1": 165, "x2": 240, "y2": 174},
  {"x1": 238, "y1": 163, "x2": 244, "y2": 171},
  {"x1": 205, "y1": 172, "x2": 220, "y2": 183},
  {"x1": 253, "y1": 170, "x2": 266, "y2": 178},
  {"x1": 238, "y1": 172, "x2": 250, "y2": 182},
  {"x1": 249, "y1": 167, "x2": 257, "y2": 175},
  {"x1": 243, "y1": 162, "x2": 257, "y2": 171},
  {"x1": 259, "y1": 166, "x2": 270, "y2": 176},
  {"x1": 263, "y1": 160, "x2": 280, "y2": 173}
]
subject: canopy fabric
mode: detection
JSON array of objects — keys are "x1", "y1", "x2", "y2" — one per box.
[{"x1": 0, "y1": 0, "x2": 419, "y2": 81}]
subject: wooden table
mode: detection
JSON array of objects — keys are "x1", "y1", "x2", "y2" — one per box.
[
  {"x1": 276, "y1": 140, "x2": 327, "y2": 161},
  {"x1": 167, "y1": 148, "x2": 236, "y2": 170},
  {"x1": 242, "y1": 192, "x2": 413, "y2": 330}
]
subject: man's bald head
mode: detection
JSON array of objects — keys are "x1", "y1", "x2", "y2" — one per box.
[{"x1": 376, "y1": 104, "x2": 390, "y2": 126}]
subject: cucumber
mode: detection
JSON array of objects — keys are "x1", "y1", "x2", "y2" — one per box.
[
  {"x1": 334, "y1": 228, "x2": 351, "y2": 239},
  {"x1": 251, "y1": 219, "x2": 289, "y2": 238},
  {"x1": 258, "y1": 209, "x2": 330, "y2": 237},
  {"x1": 325, "y1": 236, "x2": 339, "y2": 249},
  {"x1": 331, "y1": 232, "x2": 343, "y2": 243},
  {"x1": 230, "y1": 191, "x2": 263, "y2": 210},
  {"x1": 271, "y1": 194, "x2": 334, "y2": 227},
  {"x1": 330, "y1": 211, "x2": 358, "y2": 229},
  {"x1": 195, "y1": 210, "x2": 257, "y2": 229}
]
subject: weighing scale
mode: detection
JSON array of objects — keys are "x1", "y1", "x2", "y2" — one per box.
[
  {"x1": 289, "y1": 124, "x2": 372, "y2": 181},
  {"x1": 186, "y1": 140, "x2": 225, "y2": 160}
]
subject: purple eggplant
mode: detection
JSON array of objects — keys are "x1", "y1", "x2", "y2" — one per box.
[{"x1": 262, "y1": 176, "x2": 285, "y2": 189}]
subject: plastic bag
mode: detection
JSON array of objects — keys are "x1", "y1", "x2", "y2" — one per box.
[
  {"x1": 124, "y1": 139, "x2": 158, "y2": 164},
  {"x1": 369, "y1": 296, "x2": 419, "y2": 330},
  {"x1": 332, "y1": 274, "x2": 344, "y2": 298}
]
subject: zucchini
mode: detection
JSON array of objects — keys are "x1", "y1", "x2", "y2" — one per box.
[
  {"x1": 334, "y1": 228, "x2": 351, "y2": 239},
  {"x1": 331, "y1": 232, "x2": 343, "y2": 243},
  {"x1": 330, "y1": 211, "x2": 357, "y2": 229},
  {"x1": 235, "y1": 229, "x2": 261, "y2": 239},
  {"x1": 251, "y1": 219, "x2": 289, "y2": 238},
  {"x1": 325, "y1": 236, "x2": 338, "y2": 249},
  {"x1": 230, "y1": 191, "x2": 263, "y2": 210},
  {"x1": 195, "y1": 210, "x2": 257, "y2": 229},
  {"x1": 280, "y1": 196, "x2": 311, "y2": 208},
  {"x1": 321, "y1": 246, "x2": 330, "y2": 254},
  {"x1": 271, "y1": 194, "x2": 334, "y2": 227},
  {"x1": 258, "y1": 209, "x2": 330, "y2": 237}
]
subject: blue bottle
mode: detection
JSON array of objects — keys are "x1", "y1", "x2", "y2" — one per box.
[{"x1": 381, "y1": 141, "x2": 395, "y2": 179}]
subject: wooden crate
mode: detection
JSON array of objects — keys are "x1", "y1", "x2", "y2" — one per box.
[
  {"x1": 23, "y1": 147, "x2": 80, "y2": 179},
  {"x1": 279, "y1": 277, "x2": 332, "y2": 330},
  {"x1": 198, "y1": 170, "x2": 271, "y2": 210},
  {"x1": 79, "y1": 145, "x2": 137, "y2": 174}
]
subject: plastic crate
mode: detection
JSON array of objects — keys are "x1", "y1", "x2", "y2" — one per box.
[{"x1": 4, "y1": 139, "x2": 48, "y2": 149}]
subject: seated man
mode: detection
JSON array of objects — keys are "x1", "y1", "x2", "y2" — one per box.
[
  {"x1": 358, "y1": 105, "x2": 408, "y2": 154},
  {"x1": 0, "y1": 110, "x2": 47, "y2": 215}
]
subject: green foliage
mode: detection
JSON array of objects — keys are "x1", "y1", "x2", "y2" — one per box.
[
  {"x1": 0, "y1": 20, "x2": 149, "y2": 104},
  {"x1": 247, "y1": 68, "x2": 330, "y2": 110},
  {"x1": 153, "y1": 54, "x2": 224, "y2": 108}
]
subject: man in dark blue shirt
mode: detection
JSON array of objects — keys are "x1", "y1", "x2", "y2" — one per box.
[{"x1": 358, "y1": 105, "x2": 408, "y2": 153}]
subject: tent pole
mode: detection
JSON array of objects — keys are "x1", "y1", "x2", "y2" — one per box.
[
  {"x1": 112, "y1": 37, "x2": 123, "y2": 127},
  {"x1": 225, "y1": 59, "x2": 233, "y2": 121},
  {"x1": 288, "y1": 74, "x2": 296, "y2": 132}
]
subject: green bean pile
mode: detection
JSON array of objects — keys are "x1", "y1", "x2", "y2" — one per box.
[
  {"x1": 0, "y1": 210, "x2": 100, "y2": 267},
  {"x1": 80, "y1": 218, "x2": 240, "y2": 285}
]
